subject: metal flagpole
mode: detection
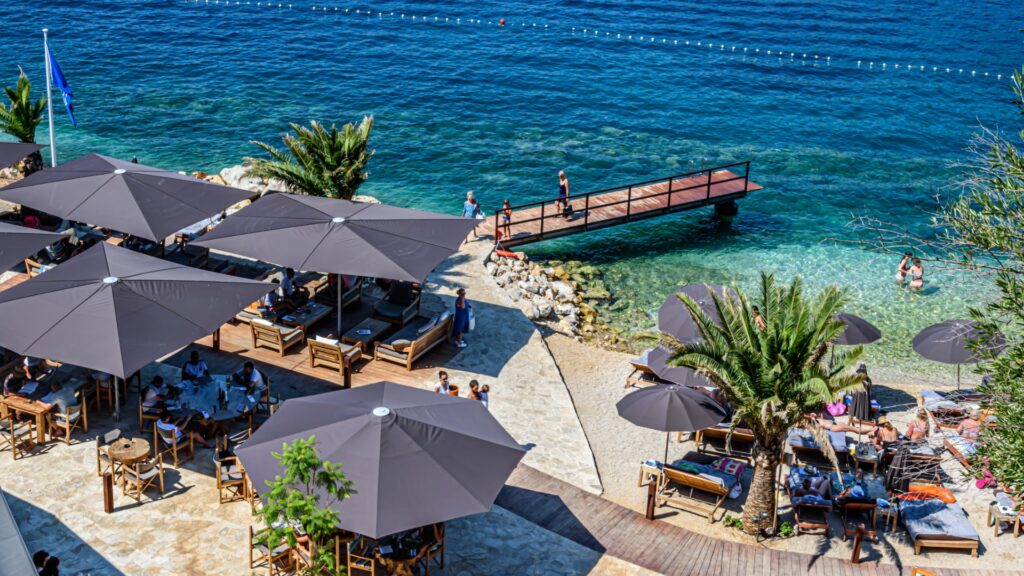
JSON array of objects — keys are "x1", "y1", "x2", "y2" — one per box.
[{"x1": 42, "y1": 29, "x2": 56, "y2": 167}]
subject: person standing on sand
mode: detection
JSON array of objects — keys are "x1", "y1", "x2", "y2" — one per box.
[
  {"x1": 557, "y1": 170, "x2": 570, "y2": 219},
  {"x1": 463, "y1": 191, "x2": 481, "y2": 239},
  {"x1": 896, "y1": 252, "x2": 912, "y2": 284},
  {"x1": 453, "y1": 288, "x2": 472, "y2": 348}
]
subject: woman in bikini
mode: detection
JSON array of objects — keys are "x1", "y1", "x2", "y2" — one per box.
[
  {"x1": 907, "y1": 258, "x2": 924, "y2": 290},
  {"x1": 896, "y1": 252, "x2": 912, "y2": 284},
  {"x1": 500, "y1": 199, "x2": 512, "y2": 241},
  {"x1": 905, "y1": 408, "x2": 930, "y2": 441}
]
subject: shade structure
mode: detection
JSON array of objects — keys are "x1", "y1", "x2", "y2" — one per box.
[
  {"x1": 0, "y1": 142, "x2": 41, "y2": 170},
  {"x1": 912, "y1": 319, "x2": 1006, "y2": 388},
  {"x1": 834, "y1": 312, "x2": 882, "y2": 345},
  {"x1": 192, "y1": 192, "x2": 478, "y2": 335},
  {"x1": 0, "y1": 242, "x2": 273, "y2": 380},
  {"x1": 0, "y1": 221, "x2": 62, "y2": 272},
  {"x1": 0, "y1": 154, "x2": 254, "y2": 241},
  {"x1": 236, "y1": 382, "x2": 526, "y2": 539},
  {"x1": 617, "y1": 383, "x2": 727, "y2": 464},
  {"x1": 642, "y1": 345, "x2": 712, "y2": 388},
  {"x1": 658, "y1": 284, "x2": 733, "y2": 343}
]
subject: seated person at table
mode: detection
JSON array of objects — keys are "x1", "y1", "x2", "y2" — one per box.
[
  {"x1": 905, "y1": 408, "x2": 930, "y2": 441},
  {"x1": 258, "y1": 279, "x2": 294, "y2": 316},
  {"x1": 181, "y1": 351, "x2": 210, "y2": 381},
  {"x1": 279, "y1": 268, "x2": 308, "y2": 306},
  {"x1": 233, "y1": 361, "x2": 266, "y2": 395},
  {"x1": 22, "y1": 357, "x2": 53, "y2": 381},
  {"x1": 2, "y1": 370, "x2": 27, "y2": 397},
  {"x1": 143, "y1": 376, "x2": 168, "y2": 409},
  {"x1": 956, "y1": 409, "x2": 982, "y2": 444},
  {"x1": 869, "y1": 417, "x2": 899, "y2": 451},
  {"x1": 39, "y1": 382, "x2": 79, "y2": 437},
  {"x1": 157, "y1": 411, "x2": 212, "y2": 448},
  {"x1": 836, "y1": 470, "x2": 868, "y2": 500},
  {"x1": 794, "y1": 476, "x2": 833, "y2": 499}
]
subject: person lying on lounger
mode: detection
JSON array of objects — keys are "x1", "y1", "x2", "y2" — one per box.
[{"x1": 794, "y1": 477, "x2": 833, "y2": 499}]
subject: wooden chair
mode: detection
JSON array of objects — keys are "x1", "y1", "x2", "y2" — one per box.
[
  {"x1": 347, "y1": 538, "x2": 377, "y2": 576},
  {"x1": 420, "y1": 523, "x2": 445, "y2": 576},
  {"x1": 139, "y1": 396, "x2": 162, "y2": 434},
  {"x1": 307, "y1": 338, "x2": 362, "y2": 376},
  {"x1": 24, "y1": 258, "x2": 45, "y2": 277},
  {"x1": 47, "y1": 402, "x2": 85, "y2": 444},
  {"x1": 0, "y1": 412, "x2": 35, "y2": 460},
  {"x1": 92, "y1": 373, "x2": 119, "y2": 414},
  {"x1": 122, "y1": 453, "x2": 165, "y2": 502},
  {"x1": 155, "y1": 422, "x2": 194, "y2": 468},
  {"x1": 214, "y1": 452, "x2": 248, "y2": 504},
  {"x1": 249, "y1": 526, "x2": 292, "y2": 575},
  {"x1": 95, "y1": 429, "x2": 122, "y2": 477},
  {"x1": 655, "y1": 464, "x2": 732, "y2": 522},
  {"x1": 250, "y1": 319, "x2": 305, "y2": 356},
  {"x1": 372, "y1": 282, "x2": 421, "y2": 326},
  {"x1": 256, "y1": 374, "x2": 280, "y2": 419}
]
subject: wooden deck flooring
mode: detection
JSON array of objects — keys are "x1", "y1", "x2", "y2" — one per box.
[
  {"x1": 484, "y1": 168, "x2": 763, "y2": 247},
  {"x1": 497, "y1": 465, "x2": 1020, "y2": 576}
]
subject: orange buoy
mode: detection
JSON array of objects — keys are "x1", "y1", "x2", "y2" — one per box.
[{"x1": 499, "y1": 18, "x2": 505, "y2": 26}]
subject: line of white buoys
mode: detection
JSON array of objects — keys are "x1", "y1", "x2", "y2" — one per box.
[{"x1": 182, "y1": 1, "x2": 1004, "y2": 81}]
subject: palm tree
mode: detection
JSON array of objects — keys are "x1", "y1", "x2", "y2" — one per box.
[
  {"x1": 668, "y1": 273, "x2": 864, "y2": 534},
  {"x1": 0, "y1": 70, "x2": 47, "y2": 176},
  {"x1": 245, "y1": 117, "x2": 374, "y2": 200}
]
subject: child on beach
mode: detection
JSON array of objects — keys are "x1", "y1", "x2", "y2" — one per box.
[
  {"x1": 480, "y1": 384, "x2": 489, "y2": 409},
  {"x1": 501, "y1": 199, "x2": 512, "y2": 240}
]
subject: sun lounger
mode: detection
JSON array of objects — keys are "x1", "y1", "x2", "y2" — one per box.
[
  {"x1": 695, "y1": 425, "x2": 756, "y2": 463},
  {"x1": 788, "y1": 429, "x2": 847, "y2": 471},
  {"x1": 655, "y1": 457, "x2": 739, "y2": 522},
  {"x1": 625, "y1": 352, "x2": 670, "y2": 388},
  {"x1": 374, "y1": 314, "x2": 453, "y2": 370},
  {"x1": 900, "y1": 499, "x2": 980, "y2": 557},
  {"x1": 785, "y1": 469, "x2": 832, "y2": 536},
  {"x1": 941, "y1": 432, "x2": 975, "y2": 469},
  {"x1": 839, "y1": 496, "x2": 878, "y2": 542}
]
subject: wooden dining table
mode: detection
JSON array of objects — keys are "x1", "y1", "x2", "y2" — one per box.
[{"x1": 2, "y1": 366, "x2": 90, "y2": 443}]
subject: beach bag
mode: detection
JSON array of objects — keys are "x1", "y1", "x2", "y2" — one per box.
[
  {"x1": 826, "y1": 401, "x2": 846, "y2": 417},
  {"x1": 562, "y1": 202, "x2": 574, "y2": 217},
  {"x1": 468, "y1": 309, "x2": 476, "y2": 331}
]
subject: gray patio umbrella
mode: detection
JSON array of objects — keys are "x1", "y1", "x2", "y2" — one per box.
[
  {"x1": 0, "y1": 154, "x2": 254, "y2": 242},
  {"x1": 658, "y1": 284, "x2": 733, "y2": 343},
  {"x1": 0, "y1": 221, "x2": 62, "y2": 272},
  {"x1": 192, "y1": 192, "x2": 477, "y2": 336},
  {"x1": 0, "y1": 142, "x2": 42, "y2": 170},
  {"x1": 834, "y1": 312, "x2": 882, "y2": 345},
  {"x1": 912, "y1": 319, "x2": 1006, "y2": 389},
  {"x1": 0, "y1": 242, "x2": 273, "y2": 416},
  {"x1": 236, "y1": 382, "x2": 526, "y2": 539},
  {"x1": 643, "y1": 345, "x2": 712, "y2": 388},
  {"x1": 617, "y1": 383, "x2": 727, "y2": 464}
]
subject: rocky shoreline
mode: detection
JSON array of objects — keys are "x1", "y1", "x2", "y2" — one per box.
[{"x1": 484, "y1": 250, "x2": 660, "y2": 352}]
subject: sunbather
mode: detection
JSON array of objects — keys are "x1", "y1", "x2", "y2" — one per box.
[
  {"x1": 794, "y1": 476, "x2": 833, "y2": 499},
  {"x1": 906, "y1": 408, "x2": 930, "y2": 441},
  {"x1": 869, "y1": 417, "x2": 899, "y2": 451},
  {"x1": 956, "y1": 409, "x2": 982, "y2": 442}
]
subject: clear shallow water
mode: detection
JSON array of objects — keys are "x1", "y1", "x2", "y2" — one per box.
[{"x1": 2, "y1": 0, "x2": 1020, "y2": 379}]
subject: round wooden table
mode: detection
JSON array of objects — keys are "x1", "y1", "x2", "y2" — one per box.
[{"x1": 106, "y1": 437, "x2": 151, "y2": 464}]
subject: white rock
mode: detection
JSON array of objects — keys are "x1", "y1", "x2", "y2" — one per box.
[
  {"x1": 551, "y1": 281, "x2": 576, "y2": 300},
  {"x1": 486, "y1": 262, "x2": 498, "y2": 276},
  {"x1": 557, "y1": 318, "x2": 578, "y2": 335},
  {"x1": 507, "y1": 287, "x2": 524, "y2": 301},
  {"x1": 544, "y1": 288, "x2": 555, "y2": 301},
  {"x1": 351, "y1": 194, "x2": 382, "y2": 204},
  {"x1": 495, "y1": 272, "x2": 511, "y2": 287},
  {"x1": 535, "y1": 300, "x2": 553, "y2": 318},
  {"x1": 518, "y1": 281, "x2": 541, "y2": 294},
  {"x1": 555, "y1": 303, "x2": 576, "y2": 316},
  {"x1": 520, "y1": 303, "x2": 542, "y2": 320}
]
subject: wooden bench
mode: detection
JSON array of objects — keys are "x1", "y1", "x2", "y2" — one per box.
[
  {"x1": 249, "y1": 319, "x2": 304, "y2": 356},
  {"x1": 695, "y1": 426, "x2": 756, "y2": 463},
  {"x1": 307, "y1": 338, "x2": 363, "y2": 376},
  {"x1": 654, "y1": 464, "x2": 731, "y2": 522},
  {"x1": 374, "y1": 315, "x2": 452, "y2": 370}
]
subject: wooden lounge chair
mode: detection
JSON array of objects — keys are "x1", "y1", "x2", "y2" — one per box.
[
  {"x1": 784, "y1": 472, "x2": 832, "y2": 536},
  {"x1": 372, "y1": 282, "x2": 421, "y2": 326},
  {"x1": 902, "y1": 499, "x2": 980, "y2": 557},
  {"x1": 654, "y1": 463, "x2": 732, "y2": 522},
  {"x1": 374, "y1": 315, "x2": 452, "y2": 370},
  {"x1": 308, "y1": 337, "x2": 363, "y2": 376},
  {"x1": 250, "y1": 319, "x2": 305, "y2": 356},
  {"x1": 625, "y1": 355, "x2": 668, "y2": 388},
  {"x1": 315, "y1": 276, "x2": 362, "y2": 309},
  {"x1": 839, "y1": 497, "x2": 878, "y2": 542},
  {"x1": 695, "y1": 426, "x2": 756, "y2": 464}
]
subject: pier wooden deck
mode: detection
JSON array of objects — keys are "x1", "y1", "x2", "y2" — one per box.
[
  {"x1": 484, "y1": 162, "x2": 763, "y2": 248},
  {"x1": 498, "y1": 465, "x2": 1014, "y2": 576}
]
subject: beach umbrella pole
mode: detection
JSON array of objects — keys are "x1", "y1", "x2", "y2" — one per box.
[
  {"x1": 336, "y1": 273, "x2": 343, "y2": 338},
  {"x1": 957, "y1": 364, "x2": 960, "y2": 390},
  {"x1": 113, "y1": 376, "x2": 121, "y2": 421},
  {"x1": 663, "y1": 432, "x2": 670, "y2": 466}
]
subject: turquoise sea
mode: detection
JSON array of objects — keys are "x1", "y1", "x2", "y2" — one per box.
[{"x1": 2, "y1": 0, "x2": 1021, "y2": 379}]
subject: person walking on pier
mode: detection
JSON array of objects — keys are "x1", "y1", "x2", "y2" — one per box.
[
  {"x1": 557, "y1": 170, "x2": 571, "y2": 219},
  {"x1": 463, "y1": 190, "x2": 481, "y2": 239}
]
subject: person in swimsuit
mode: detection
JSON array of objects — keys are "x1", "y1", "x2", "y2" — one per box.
[
  {"x1": 463, "y1": 191, "x2": 481, "y2": 239},
  {"x1": 752, "y1": 306, "x2": 767, "y2": 331},
  {"x1": 869, "y1": 417, "x2": 899, "y2": 451},
  {"x1": 896, "y1": 252, "x2": 912, "y2": 284},
  {"x1": 908, "y1": 258, "x2": 924, "y2": 289},
  {"x1": 956, "y1": 409, "x2": 982, "y2": 442},
  {"x1": 500, "y1": 199, "x2": 512, "y2": 241},
  {"x1": 557, "y1": 170, "x2": 570, "y2": 219},
  {"x1": 905, "y1": 408, "x2": 930, "y2": 441}
]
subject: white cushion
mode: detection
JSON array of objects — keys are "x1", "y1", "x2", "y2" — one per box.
[
  {"x1": 282, "y1": 329, "x2": 302, "y2": 342},
  {"x1": 252, "y1": 318, "x2": 273, "y2": 326},
  {"x1": 439, "y1": 310, "x2": 452, "y2": 322},
  {"x1": 314, "y1": 335, "x2": 340, "y2": 346}
]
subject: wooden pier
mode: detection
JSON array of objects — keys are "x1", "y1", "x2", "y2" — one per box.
[{"x1": 485, "y1": 161, "x2": 763, "y2": 248}]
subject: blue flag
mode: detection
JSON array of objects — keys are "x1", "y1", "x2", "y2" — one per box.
[{"x1": 47, "y1": 46, "x2": 76, "y2": 127}]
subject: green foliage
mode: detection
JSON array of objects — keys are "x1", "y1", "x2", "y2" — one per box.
[
  {"x1": 778, "y1": 521, "x2": 795, "y2": 538},
  {"x1": 669, "y1": 273, "x2": 865, "y2": 456},
  {"x1": 949, "y1": 69, "x2": 1024, "y2": 491},
  {"x1": 246, "y1": 117, "x2": 374, "y2": 200},
  {"x1": 259, "y1": 436, "x2": 355, "y2": 575},
  {"x1": 0, "y1": 69, "x2": 46, "y2": 143},
  {"x1": 722, "y1": 514, "x2": 743, "y2": 529}
]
